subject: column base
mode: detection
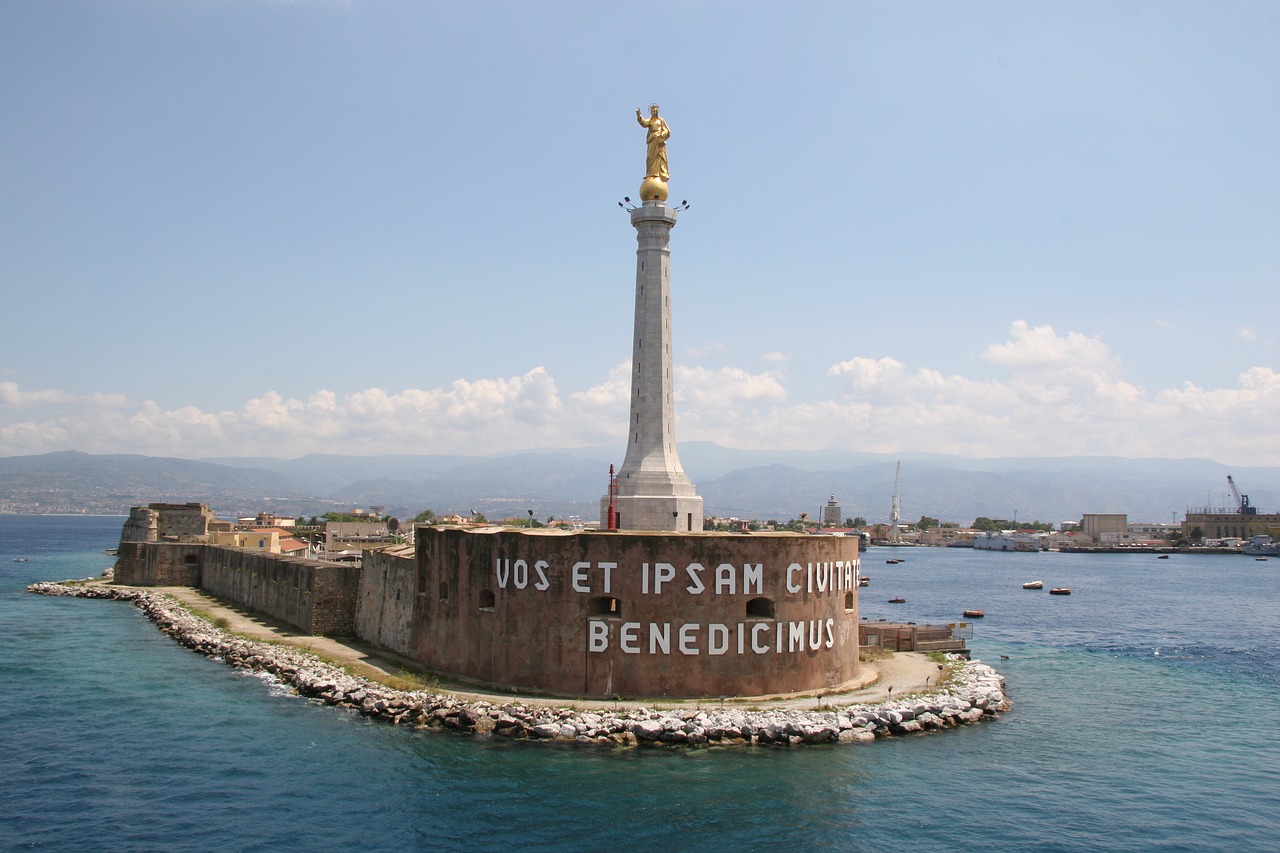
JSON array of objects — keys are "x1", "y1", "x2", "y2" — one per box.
[{"x1": 599, "y1": 494, "x2": 704, "y2": 532}]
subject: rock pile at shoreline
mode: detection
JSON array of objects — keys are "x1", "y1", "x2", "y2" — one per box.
[{"x1": 29, "y1": 580, "x2": 1010, "y2": 747}]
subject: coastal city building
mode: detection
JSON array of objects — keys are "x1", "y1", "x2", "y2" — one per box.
[
  {"x1": 1082, "y1": 513, "x2": 1127, "y2": 542},
  {"x1": 1183, "y1": 508, "x2": 1280, "y2": 542},
  {"x1": 822, "y1": 494, "x2": 842, "y2": 527}
]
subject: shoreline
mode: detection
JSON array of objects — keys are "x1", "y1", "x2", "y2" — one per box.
[{"x1": 28, "y1": 577, "x2": 1011, "y2": 747}]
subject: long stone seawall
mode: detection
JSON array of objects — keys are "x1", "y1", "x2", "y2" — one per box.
[
  {"x1": 29, "y1": 580, "x2": 1010, "y2": 748},
  {"x1": 200, "y1": 547, "x2": 361, "y2": 636},
  {"x1": 115, "y1": 542, "x2": 360, "y2": 636}
]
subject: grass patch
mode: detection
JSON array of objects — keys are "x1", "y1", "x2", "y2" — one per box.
[
  {"x1": 381, "y1": 668, "x2": 440, "y2": 693},
  {"x1": 185, "y1": 605, "x2": 232, "y2": 631}
]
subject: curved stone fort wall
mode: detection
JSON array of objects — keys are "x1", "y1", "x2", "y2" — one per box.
[{"x1": 408, "y1": 527, "x2": 861, "y2": 699}]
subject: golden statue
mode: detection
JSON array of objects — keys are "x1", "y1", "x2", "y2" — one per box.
[{"x1": 636, "y1": 103, "x2": 670, "y2": 201}]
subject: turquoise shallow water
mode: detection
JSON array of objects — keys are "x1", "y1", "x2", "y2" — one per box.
[{"x1": 2, "y1": 516, "x2": 1278, "y2": 851}]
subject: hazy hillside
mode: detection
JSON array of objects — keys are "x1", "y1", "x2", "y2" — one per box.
[{"x1": 2, "y1": 447, "x2": 1277, "y2": 525}]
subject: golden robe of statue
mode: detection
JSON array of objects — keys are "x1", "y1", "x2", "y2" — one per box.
[{"x1": 636, "y1": 104, "x2": 670, "y2": 180}]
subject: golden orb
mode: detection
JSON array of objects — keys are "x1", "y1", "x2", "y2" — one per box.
[{"x1": 640, "y1": 175, "x2": 669, "y2": 202}]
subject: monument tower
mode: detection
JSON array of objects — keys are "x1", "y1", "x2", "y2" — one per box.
[{"x1": 602, "y1": 104, "x2": 704, "y2": 532}]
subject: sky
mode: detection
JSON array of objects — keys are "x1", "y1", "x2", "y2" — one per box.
[{"x1": 2, "y1": 1, "x2": 1277, "y2": 466}]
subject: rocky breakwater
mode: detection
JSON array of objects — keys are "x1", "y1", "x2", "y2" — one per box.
[{"x1": 29, "y1": 580, "x2": 1010, "y2": 747}]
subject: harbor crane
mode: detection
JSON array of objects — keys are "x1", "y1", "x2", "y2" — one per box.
[
  {"x1": 1227, "y1": 475, "x2": 1258, "y2": 516},
  {"x1": 889, "y1": 461, "x2": 902, "y2": 544}
]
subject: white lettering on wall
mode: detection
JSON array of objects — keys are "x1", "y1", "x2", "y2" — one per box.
[
  {"x1": 650, "y1": 622, "x2": 670, "y2": 655},
  {"x1": 587, "y1": 618, "x2": 850, "y2": 657},
  {"x1": 572, "y1": 561, "x2": 591, "y2": 593},
  {"x1": 708, "y1": 623, "x2": 729, "y2": 655},
  {"x1": 652, "y1": 562, "x2": 676, "y2": 594},
  {"x1": 786, "y1": 563, "x2": 802, "y2": 594},
  {"x1": 620, "y1": 622, "x2": 640, "y2": 654},
  {"x1": 789, "y1": 621, "x2": 805, "y2": 652},
  {"x1": 684, "y1": 562, "x2": 705, "y2": 594},
  {"x1": 751, "y1": 622, "x2": 770, "y2": 654},
  {"x1": 500, "y1": 557, "x2": 821, "y2": 597},
  {"x1": 715, "y1": 564, "x2": 736, "y2": 595},
  {"x1": 588, "y1": 620, "x2": 609, "y2": 652},
  {"x1": 678, "y1": 623, "x2": 699, "y2": 655}
]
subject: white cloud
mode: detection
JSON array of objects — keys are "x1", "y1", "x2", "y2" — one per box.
[
  {"x1": 0, "y1": 381, "x2": 73, "y2": 408},
  {"x1": 2, "y1": 325, "x2": 1278, "y2": 466}
]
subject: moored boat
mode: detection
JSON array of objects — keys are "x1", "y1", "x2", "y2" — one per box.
[
  {"x1": 1242, "y1": 535, "x2": 1280, "y2": 557},
  {"x1": 963, "y1": 609, "x2": 985, "y2": 618},
  {"x1": 1049, "y1": 587, "x2": 1071, "y2": 595},
  {"x1": 974, "y1": 531, "x2": 1040, "y2": 552},
  {"x1": 1022, "y1": 580, "x2": 1043, "y2": 589},
  {"x1": 888, "y1": 597, "x2": 906, "y2": 604}
]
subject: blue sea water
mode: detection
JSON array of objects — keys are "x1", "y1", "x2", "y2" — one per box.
[{"x1": 2, "y1": 516, "x2": 1277, "y2": 852}]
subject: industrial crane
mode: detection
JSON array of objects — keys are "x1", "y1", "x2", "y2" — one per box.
[
  {"x1": 889, "y1": 461, "x2": 902, "y2": 544},
  {"x1": 1227, "y1": 475, "x2": 1258, "y2": 515}
]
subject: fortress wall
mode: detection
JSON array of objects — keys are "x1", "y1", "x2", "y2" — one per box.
[
  {"x1": 410, "y1": 527, "x2": 861, "y2": 699},
  {"x1": 355, "y1": 549, "x2": 415, "y2": 655},
  {"x1": 115, "y1": 541, "x2": 202, "y2": 586},
  {"x1": 310, "y1": 562, "x2": 362, "y2": 636},
  {"x1": 198, "y1": 547, "x2": 359, "y2": 635}
]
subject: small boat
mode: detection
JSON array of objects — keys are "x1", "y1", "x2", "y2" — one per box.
[
  {"x1": 1022, "y1": 580, "x2": 1043, "y2": 590},
  {"x1": 858, "y1": 576, "x2": 870, "y2": 586},
  {"x1": 1049, "y1": 587, "x2": 1071, "y2": 596},
  {"x1": 963, "y1": 609, "x2": 985, "y2": 618},
  {"x1": 1157, "y1": 554, "x2": 1169, "y2": 559},
  {"x1": 886, "y1": 558, "x2": 904, "y2": 565},
  {"x1": 14, "y1": 557, "x2": 29, "y2": 563},
  {"x1": 1243, "y1": 535, "x2": 1280, "y2": 557},
  {"x1": 888, "y1": 597, "x2": 906, "y2": 604},
  {"x1": 1256, "y1": 557, "x2": 1268, "y2": 562}
]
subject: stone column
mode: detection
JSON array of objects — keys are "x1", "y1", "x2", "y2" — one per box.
[{"x1": 601, "y1": 200, "x2": 703, "y2": 531}]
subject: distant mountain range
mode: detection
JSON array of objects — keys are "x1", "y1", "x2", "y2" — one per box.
[{"x1": 3, "y1": 445, "x2": 1277, "y2": 527}]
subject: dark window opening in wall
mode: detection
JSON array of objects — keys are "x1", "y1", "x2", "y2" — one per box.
[
  {"x1": 589, "y1": 596, "x2": 622, "y2": 618},
  {"x1": 479, "y1": 589, "x2": 496, "y2": 611},
  {"x1": 417, "y1": 570, "x2": 426, "y2": 596},
  {"x1": 184, "y1": 554, "x2": 198, "y2": 565},
  {"x1": 439, "y1": 581, "x2": 449, "y2": 602},
  {"x1": 687, "y1": 512, "x2": 692, "y2": 530},
  {"x1": 746, "y1": 597, "x2": 775, "y2": 619},
  {"x1": 845, "y1": 591, "x2": 855, "y2": 611}
]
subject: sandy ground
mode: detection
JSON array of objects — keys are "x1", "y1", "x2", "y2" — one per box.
[{"x1": 150, "y1": 585, "x2": 943, "y2": 711}]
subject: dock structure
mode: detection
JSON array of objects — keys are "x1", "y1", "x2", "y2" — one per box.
[{"x1": 860, "y1": 620, "x2": 972, "y2": 658}]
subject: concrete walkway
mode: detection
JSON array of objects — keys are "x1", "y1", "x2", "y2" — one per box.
[{"x1": 149, "y1": 585, "x2": 943, "y2": 711}]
